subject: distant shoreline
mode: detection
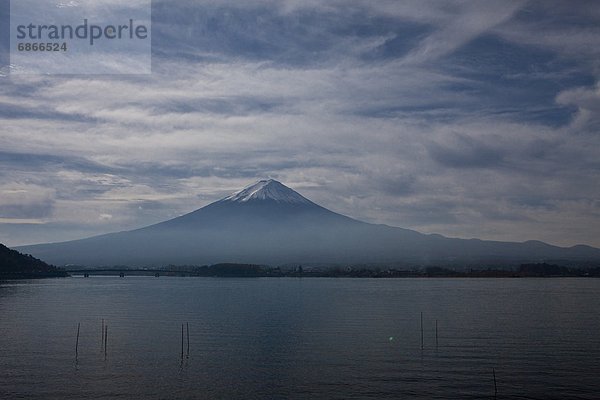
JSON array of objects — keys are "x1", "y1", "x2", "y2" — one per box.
[
  {"x1": 5, "y1": 262, "x2": 600, "y2": 281},
  {"x1": 61, "y1": 263, "x2": 600, "y2": 279},
  {"x1": 64, "y1": 273, "x2": 600, "y2": 279}
]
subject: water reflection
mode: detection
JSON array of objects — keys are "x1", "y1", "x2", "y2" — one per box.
[{"x1": 0, "y1": 277, "x2": 599, "y2": 399}]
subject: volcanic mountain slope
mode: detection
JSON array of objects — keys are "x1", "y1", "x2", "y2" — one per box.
[{"x1": 16, "y1": 179, "x2": 600, "y2": 267}]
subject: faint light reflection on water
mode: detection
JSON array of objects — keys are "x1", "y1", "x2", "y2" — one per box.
[{"x1": 0, "y1": 277, "x2": 599, "y2": 399}]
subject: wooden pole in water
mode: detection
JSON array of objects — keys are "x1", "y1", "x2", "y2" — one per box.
[
  {"x1": 186, "y1": 322, "x2": 190, "y2": 358},
  {"x1": 493, "y1": 368, "x2": 497, "y2": 398},
  {"x1": 181, "y1": 324, "x2": 184, "y2": 359},
  {"x1": 75, "y1": 322, "x2": 80, "y2": 359},
  {"x1": 435, "y1": 319, "x2": 438, "y2": 347},
  {"x1": 104, "y1": 325, "x2": 108, "y2": 359},
  {"x1": 420, "y1": 312, "x2": 424, "y2": 350},
  {"x1": 101, "y1": 318, "x2": 104, "y2": 351}
]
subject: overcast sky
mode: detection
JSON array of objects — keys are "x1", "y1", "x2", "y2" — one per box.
[{"x1": 1, "y1": 0, "x2": 599, "y2": 248}]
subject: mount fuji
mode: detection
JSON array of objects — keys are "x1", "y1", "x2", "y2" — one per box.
[{"x1": 16, "y1": 179, "x2": 600, "y2": 267}]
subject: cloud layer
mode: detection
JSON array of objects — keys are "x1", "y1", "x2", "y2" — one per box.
[{"x1": 1, "y1": 0, "x2": 599, "y2": 248}]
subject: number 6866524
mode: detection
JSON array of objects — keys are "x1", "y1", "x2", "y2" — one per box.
[{"x1": 17, "y1": 42, "x2": 67, "y2": 51}]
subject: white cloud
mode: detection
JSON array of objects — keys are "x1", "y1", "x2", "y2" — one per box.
[
  {"x1": 400, "y1": 1, "x2": 526, "y2": 65},
  {"x1": 556, "y1": 83, "x2": 600, "y2": 132}
]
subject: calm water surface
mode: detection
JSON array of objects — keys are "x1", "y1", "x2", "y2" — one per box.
[{"x1": 1, "y1": 277, "x2": 599, "y2": 399}]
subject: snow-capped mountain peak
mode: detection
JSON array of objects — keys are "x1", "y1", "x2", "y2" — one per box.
[{"x1": 221, "y1": 179, "x2": 314, "y2": 205}]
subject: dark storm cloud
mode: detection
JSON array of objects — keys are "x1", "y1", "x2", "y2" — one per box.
[
  {"x1": 0, "y1": 151, "x2": 114, "y2": 174},
  {"x1": 428, "y1": 134, "x2": 505, "y2": 169}
]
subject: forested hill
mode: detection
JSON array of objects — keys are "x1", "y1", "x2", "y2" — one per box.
[{"x1": 0, "y1": 243, "x2": 68, "y2": 278}]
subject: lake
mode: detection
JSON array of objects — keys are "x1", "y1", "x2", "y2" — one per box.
[{"x1": 1, "y1": 277, "x2": 599, "y2": 399}]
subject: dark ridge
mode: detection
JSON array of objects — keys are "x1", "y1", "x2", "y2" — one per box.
[{"x1": 0, "y1": 243, "x2": 68, "y2": 279}]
